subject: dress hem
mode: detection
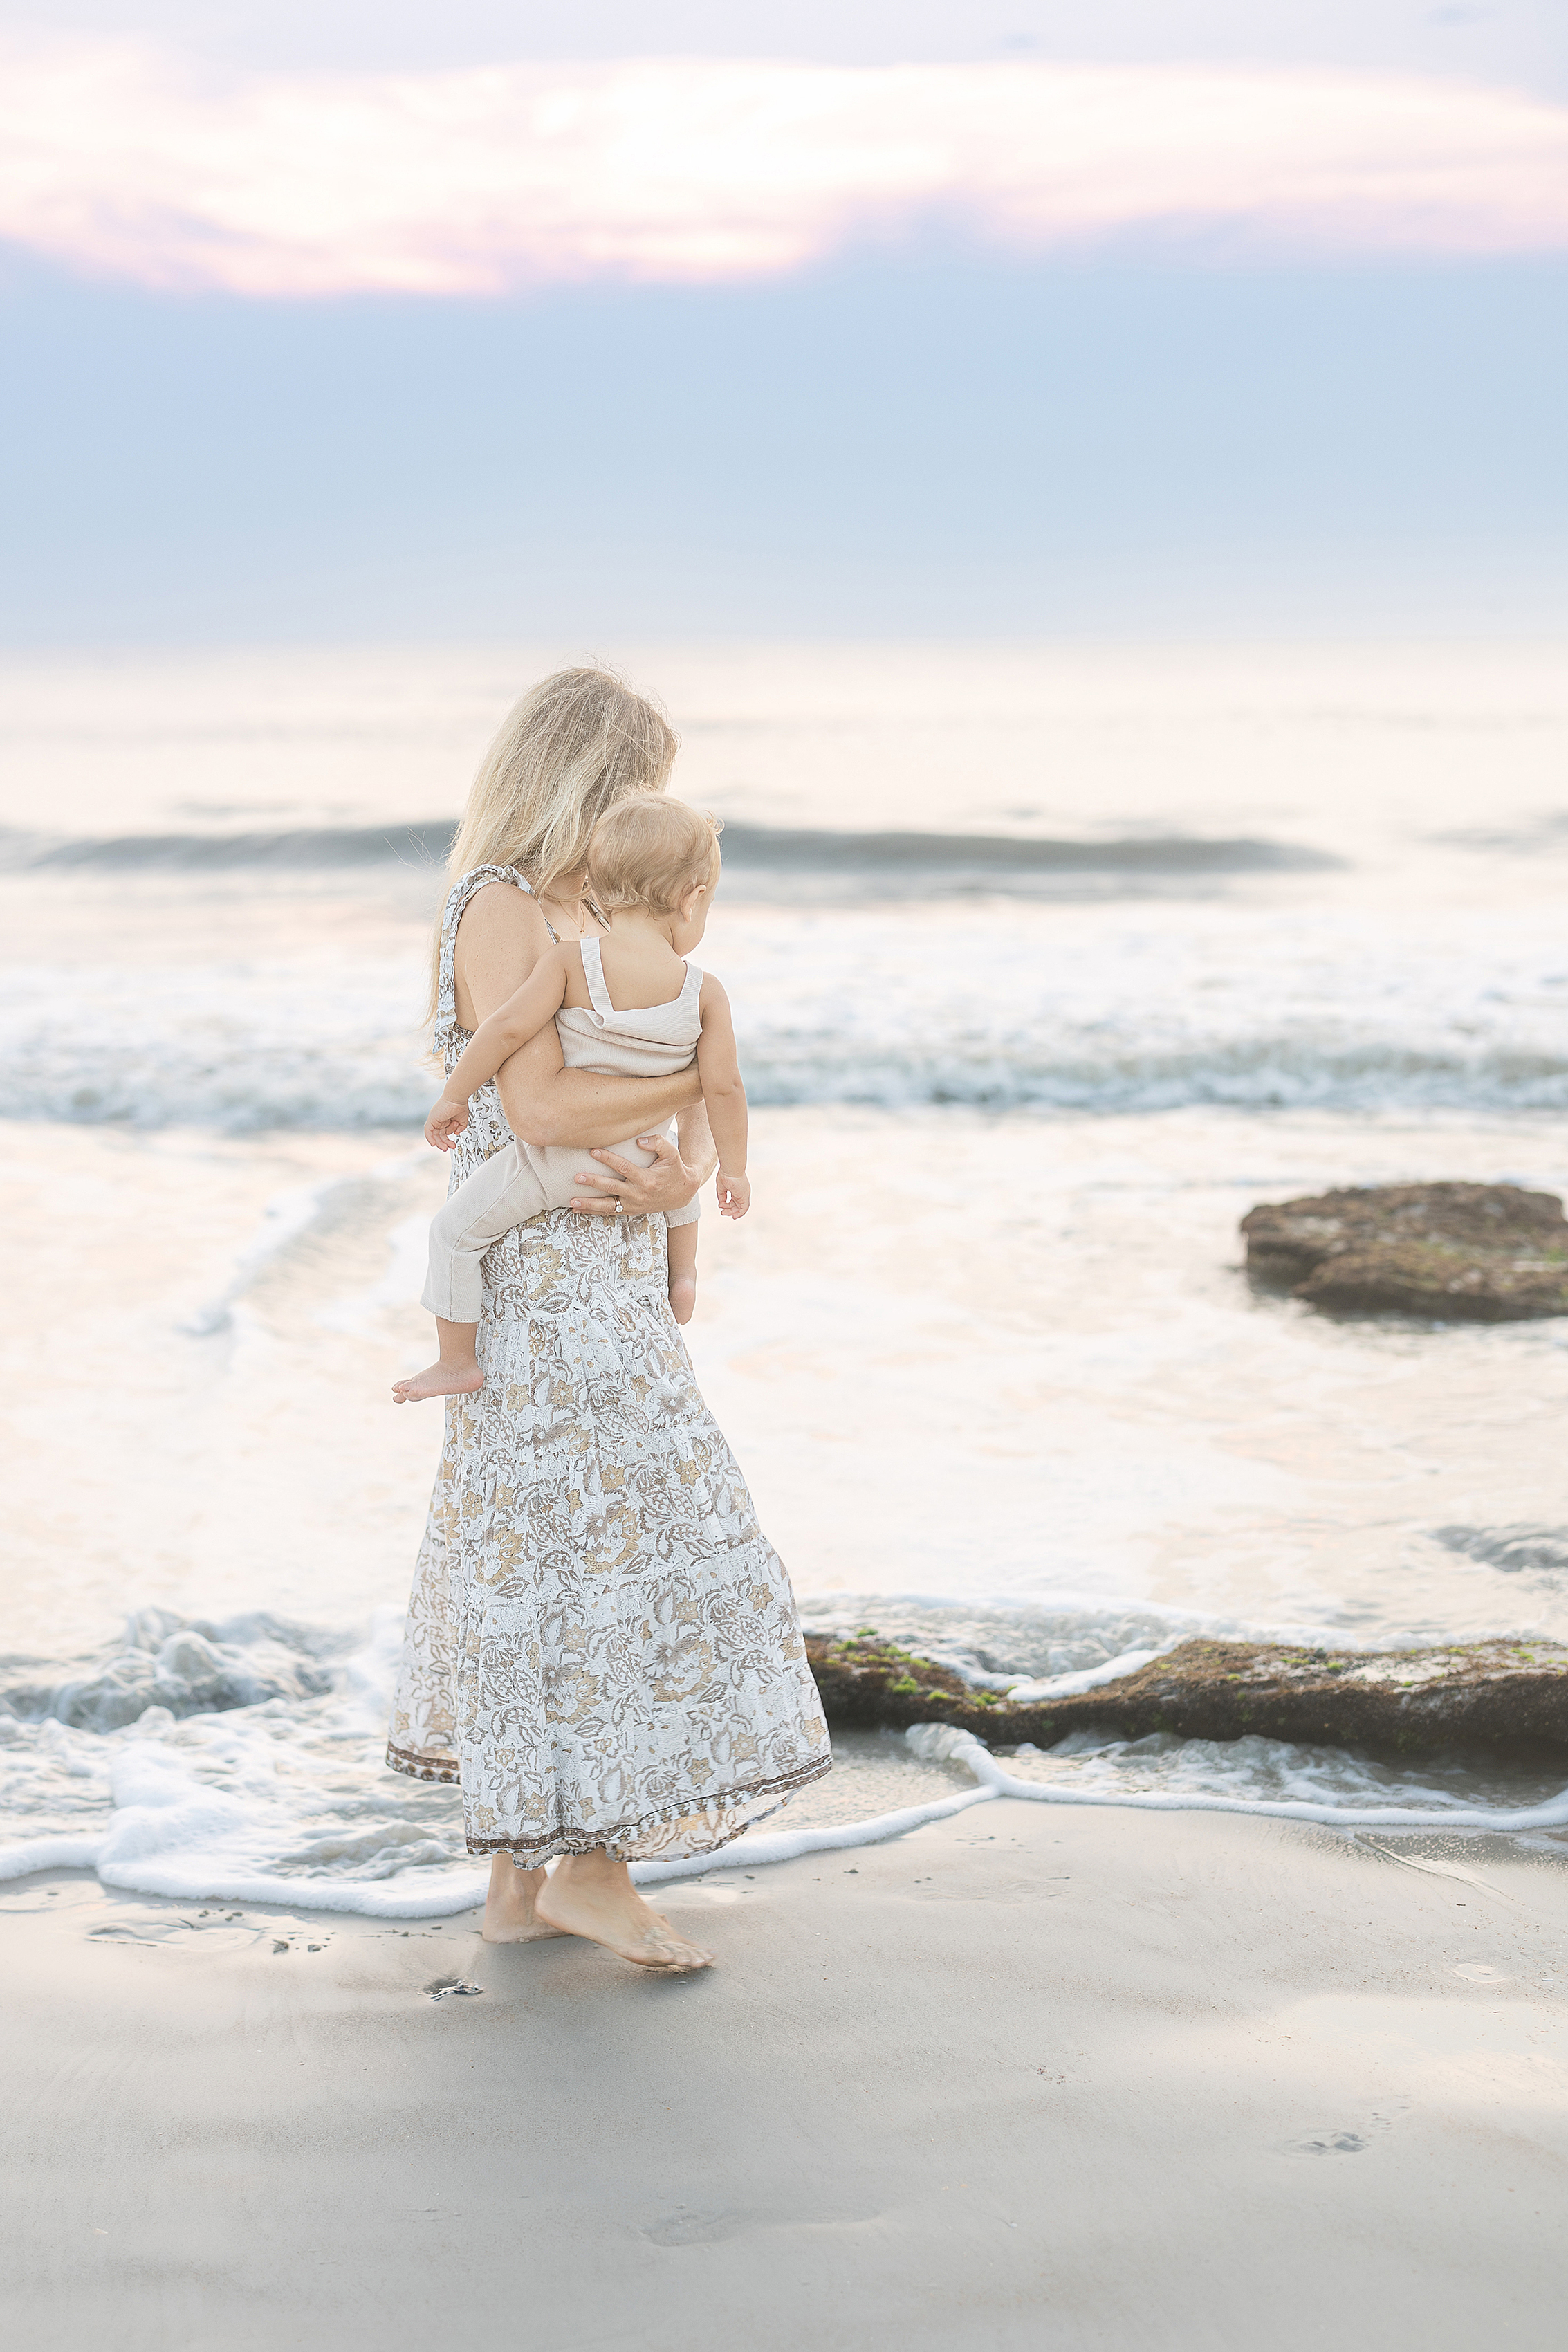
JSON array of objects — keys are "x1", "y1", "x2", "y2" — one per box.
[
  {"x1": 385, "y1": 1742, "x2": 833, "y2": 1864},
  {"x1": 473, "y1": 1751, "x2": 833, "y2": 1866},
  {"x1": 386, "y1": 1738, "x2": 459, "y2": 1785}
]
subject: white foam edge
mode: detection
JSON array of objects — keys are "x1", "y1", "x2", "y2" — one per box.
[
  {"x1": 178, "y1": 1146, "x2": 425, "y2": 1336},
  {"x1": 7, "y1": 1726, "x2": 1568, "y2": 1915},
  {"x1": 314, "y1": 1211, "x2": 432, "y2": 1332},
  {"x1": 934, "y1": 1730, "x2": 1568, "y2": 1835},
  {"x1": 632, "y1": 1781, "x2": 999, "y2": 1884},
  {"x1": 0, "y1": 1835, "x2": 109, "y2": 1881},
  {"x1": 0, "y1": 1785, "x2": 1000, "y2": 1915},
  {"x1": 1002, "y1": 1646, "x2": 1165, "y2": 1700}
]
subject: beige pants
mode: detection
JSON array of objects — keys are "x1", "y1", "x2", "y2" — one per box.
[{"x1": 421, "y1": 1131, "x2": 699, "y2": 1323}]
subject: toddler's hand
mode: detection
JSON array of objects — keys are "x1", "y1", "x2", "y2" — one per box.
[
  {"x1": 716, "y1": 1169, "x2": 750, "y2": 1218},
  {"x1": 425, "y1": 1096, "x2": 469, "y2": 1151}
]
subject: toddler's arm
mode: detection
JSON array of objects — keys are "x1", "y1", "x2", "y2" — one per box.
[
  {"x1": 425, "y1": 948, "x2": 572, "y2": 1150},
  {"x1": 695, "y1": 978, "x2": 750, "y2": 1218}
]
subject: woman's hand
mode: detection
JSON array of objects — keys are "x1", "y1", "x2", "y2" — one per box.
[
  {"x1": 425, "y1": 1096, "x2": 469, "y2": 1152},
  {"x1": 569, "y1": 1132, "x2": 703, "y2": 1218}
]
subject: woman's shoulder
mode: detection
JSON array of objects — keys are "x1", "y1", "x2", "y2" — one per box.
[
  {"x1": 446, "y1": 867, "x2": 539, "y2": 933},
  {"x1": 450, "y1": 868, "x2": 555, "y2": 990},
  {"x1": 444, "y1": 862, "x2": 533, "y2": 915},
  {"x1": 435, "y1": 868, "x2": 544, "y2": 1038}
]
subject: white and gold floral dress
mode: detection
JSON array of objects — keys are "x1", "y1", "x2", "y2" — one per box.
[{"x1": 386, "y1": 864, "x2": 830, "y2": 1862}]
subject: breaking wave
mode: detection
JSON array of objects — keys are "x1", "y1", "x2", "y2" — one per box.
[
  {"x1": 6, "y1": 1013, "x2": 1568, "y2": 1132},
  {"x1": 0, "y1": 818, "x2": 1340, "y2": 891}
]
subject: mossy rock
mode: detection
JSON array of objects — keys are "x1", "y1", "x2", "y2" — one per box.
[
  {"x1": 1242, "y1": 1182, "x2": 1568, "y2": 1320},
  {"x1": 806, "y1": 1630, "x2": 1568, "y2": 1759}
]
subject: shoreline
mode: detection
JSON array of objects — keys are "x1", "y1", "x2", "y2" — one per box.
[
  {"x1": 6, "y1": 1800, "x2": 1567, "y2": 2349},
  {"x1": 11, "y1": 1716, "x2": 1568, "y2": 1920}
]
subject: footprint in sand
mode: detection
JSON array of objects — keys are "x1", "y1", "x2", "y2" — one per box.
[{"x1": 1282, "y1": 2110, "x2": 1402, "y2": 2158}]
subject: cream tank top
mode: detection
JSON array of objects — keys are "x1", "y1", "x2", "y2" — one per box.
[
  {"x1": 555, "y1": 933, "x2": 703, "y2": 1075},
  {"x1": 519, "y1": 933, "x2": 704, "y2": 1217}
]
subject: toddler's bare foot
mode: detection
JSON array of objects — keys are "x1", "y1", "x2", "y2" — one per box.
[
  {"x1": 391, "y1": 1359, "x2": 484, "y2": 1404},
  {"x1": 481, "y1": 1855, "x2": 569, "y2": 1944},
  {"x1": 667, "y1": 1274, "x2": 697, "y2": 1325},
  {"x1": 535, "y1": 1852, "x2": 712, "y2": 1971}
]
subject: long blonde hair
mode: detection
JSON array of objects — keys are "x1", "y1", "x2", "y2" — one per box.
[{"x1": 427, "y1": 666, "x2": 679, "y2": 1020}]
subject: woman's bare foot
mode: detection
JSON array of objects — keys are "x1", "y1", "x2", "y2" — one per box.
[
  {"x1": 481, "y1": 1855, "x2": 569, "y2": 1944},
  {"x1": 535, "y1": 1849, "x2": 712, "y2": 1971},
  {"x1": 392, "y1": 1359, "x2": 484, "y2": 1404},
  {"x1": 667, "y1": 1274, "x2": 697, "y2": 1325}
]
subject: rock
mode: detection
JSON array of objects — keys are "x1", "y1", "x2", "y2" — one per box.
[
  {"x1": 806, "y1": 1632, "x2": 1568, "y2": 1758},
  {"x1": 1435, "y1": 1524, "x2": 1568, "y2": 1576},
  {"x1": 1241, "y1": 1181, "x2": 1568, "y2": 1319}
]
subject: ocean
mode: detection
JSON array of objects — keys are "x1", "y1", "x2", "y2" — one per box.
[{"x1": 4, "y1": 638, "x2": 1568, "y2": 1912}]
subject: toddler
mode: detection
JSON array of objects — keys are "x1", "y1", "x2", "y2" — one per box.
[{"x1": 392, "y1": 797, "x2": 748, "y2": 1404}]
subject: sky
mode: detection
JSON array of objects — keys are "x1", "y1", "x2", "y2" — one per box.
[{"x1": 2, "y1": 1, "x2": 1565, "y2": 640}]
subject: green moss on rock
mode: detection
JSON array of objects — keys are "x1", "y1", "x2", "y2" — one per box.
[{"x1": 806, "y1": 1630, "x2": 1568, "y2": 1760}]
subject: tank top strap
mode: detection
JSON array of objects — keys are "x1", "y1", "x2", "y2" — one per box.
[
  {"x1": 432, "y1": 865, "x2": 535, "y2": 1044},
  {"x1": 681, "y1": 959, "x2": 703, "y2": 1003},
  {"x1": 578, "y1": 932, "x2": 618, "y2": 1024}
]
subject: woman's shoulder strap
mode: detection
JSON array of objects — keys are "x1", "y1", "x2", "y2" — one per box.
[
  {"x1": 432, "y1": 865, "x2": 533, "y2": 1037},
  {"x1": 445, "y1": 863, "x2": 533, "y2": 919}
]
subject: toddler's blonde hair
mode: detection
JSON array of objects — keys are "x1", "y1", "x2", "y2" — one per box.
[{"x1": 586, "y1": 796, "x2": 722, "y2": 917}]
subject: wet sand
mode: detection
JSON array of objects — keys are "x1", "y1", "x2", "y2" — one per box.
[{"x1": 5, "y1": 1802, "x2": 1567, "y2": 2350}]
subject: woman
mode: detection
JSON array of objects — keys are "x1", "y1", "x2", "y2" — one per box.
[{"x1": 386, "y1": 668, "x2": 830, "y2": 1972}]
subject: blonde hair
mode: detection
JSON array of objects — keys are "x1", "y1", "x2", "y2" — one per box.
[
  {"x1": 585, "y1": 796, "x2": 721, "y2": 918},
  {"x1": 427, "y1": 666, "x2": 678, "y2": 1019}
]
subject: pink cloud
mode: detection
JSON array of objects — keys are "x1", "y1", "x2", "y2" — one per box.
[{"x1": 1, "y1": 39, "x2": 1565, "y2": 297}]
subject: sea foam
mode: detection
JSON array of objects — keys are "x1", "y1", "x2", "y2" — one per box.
[
  {"x1": 4, "y1": 1603, "x2": 1567, "y2": 1916},
  {"x1": 8, "y1": 894, "x2": 1568, "y2": 1132}
]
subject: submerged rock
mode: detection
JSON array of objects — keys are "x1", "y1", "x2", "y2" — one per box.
[
  {"x1": 806, "y1": 1632, "x2": 1568, "y2": 1758},
  {"x1": 1435, "y1": 1524, "x2": 1568, "y2": 1577},
  {"x1": 1241, "y1": 1181, "x2": 1568, "y2": 1319}
]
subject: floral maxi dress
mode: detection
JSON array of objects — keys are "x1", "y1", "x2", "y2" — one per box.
[{"x1": 386, "y1": 865, "x2": 831, "y2": 1862}]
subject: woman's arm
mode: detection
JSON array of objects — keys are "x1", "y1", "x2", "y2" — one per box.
[{"x1": 497, "y1": 1037, "x2": 702, "y2": 1151}]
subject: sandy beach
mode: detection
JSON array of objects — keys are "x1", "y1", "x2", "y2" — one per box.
[
  {"x1": 9, "y1": 0, "x2": 1568, "y2": 2322},
  {"x1": 6, "y1": 1801, "x2": 1567, "y2": 2350}
]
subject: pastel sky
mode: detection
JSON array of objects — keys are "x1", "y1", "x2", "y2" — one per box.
[{"x1": 3, "y1": 1, "x2": 1565, "y2": 637}]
